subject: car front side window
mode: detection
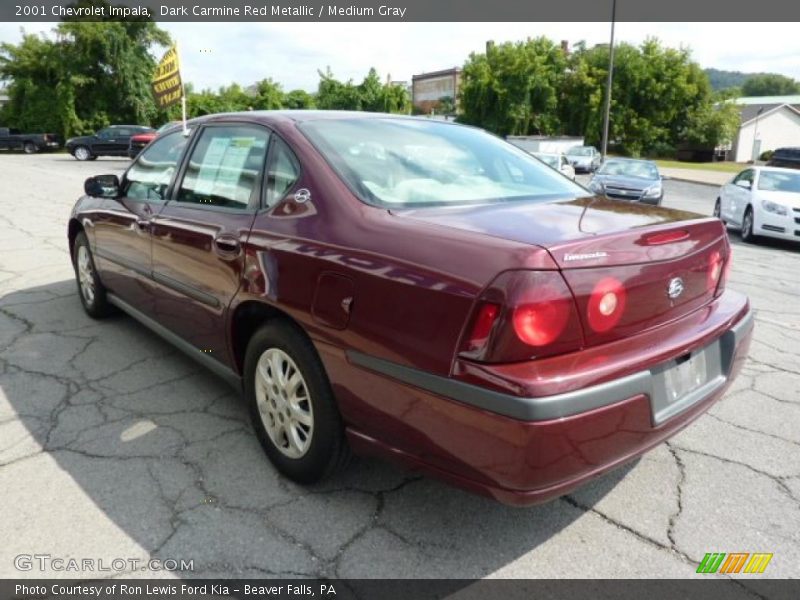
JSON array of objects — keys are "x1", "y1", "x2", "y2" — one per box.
[
  {"x1": 266, "y1": 138, "x2": 301, "y2": 208},
  {"x1": 176, "y1": 125, "x2": 270, "y2": 210},
  {"x1": 124, "y1": 131, "x2": 189, "y2": 202}
]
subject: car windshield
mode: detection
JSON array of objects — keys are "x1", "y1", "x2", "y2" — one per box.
[
  {"x1": 598, "y1": 160, "x2": 659, "y2": 180},
  {"x1": 300, "y1": 118, "x2": 586, "y2": 207},
  {"x1": 758, "y1": 170, "x2": 800, "y2": 193},
  {"x1": 567, "y1": 147, "x2": 593, "y2": 156},
  {"x1": 534, "y1": 154, "x2": 559, "y2": 168}
]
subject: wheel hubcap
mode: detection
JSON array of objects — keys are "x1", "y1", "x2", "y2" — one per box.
[
  {"x1": 254, "y1": 348, "x2": 313, "y2": 459},
  {"x1": 76, "y1": 147, "x2": 89, "y2": 160},
  {"x1": 744, "y1": 213, "x2": 752, "y2": 236},
  {"x1": 77, "y1": 246, "x2": 95, "y2": 304}
]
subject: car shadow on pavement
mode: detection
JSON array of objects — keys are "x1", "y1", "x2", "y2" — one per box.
[{"x1": 0, "y1": 280, "x2": 633, "y2": 579}]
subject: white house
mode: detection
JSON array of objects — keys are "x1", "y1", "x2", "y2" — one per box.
[{"x1": 730, "y1": 95, "x2": 800, "y2": 162}]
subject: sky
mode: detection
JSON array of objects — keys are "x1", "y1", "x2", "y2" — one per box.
[{"x1": 2, "y1": 22, "x2": 800, "y2": 92}]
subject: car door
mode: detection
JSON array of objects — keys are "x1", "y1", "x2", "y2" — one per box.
[
  {"x1": 150, "y1": 122, "x2": 270, "y2": 364},
  {"x1": 91, "y1": 128, "x2": 118, "y2": 154},
  {"x1": 110, "y1": 127, "x2": 135, "y2": 155},
  {"x1": 90, "y1": 130, "x2": 190, "y2": 313},
  {"x1": 727, "y1": 169, "x2": 754, "y2": 225}
]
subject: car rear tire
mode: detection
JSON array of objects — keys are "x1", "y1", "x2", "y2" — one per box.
[
  {"x1": 741, "y1": 206, "x2": 757, "y2": 243},
  {"x1": 72, "y1": 232, "x2": 114, "y2": 318},
  {"x1": 23, "y1": 142, "x2": 37, "y2": 154},
  {"x1": 244, "y1": 320, "x2": 350, "y2": 484},
  {"x1": 73, "y1": 146, "x2": 92, "y2": 161}
]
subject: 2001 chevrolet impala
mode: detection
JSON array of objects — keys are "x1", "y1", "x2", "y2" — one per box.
[{"x1": 68, "y1": 112, "x2": 753, "y2": 505}]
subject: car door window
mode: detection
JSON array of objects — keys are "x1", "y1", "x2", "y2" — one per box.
[
  {"x1": 733, "y1": 169, "x2": 753, "y2": 185},
  {"x1": 176, "y1": 125, "x2": 270, "y2": 209},
  {"x1": 116, "y1": 128, "x2": 134, "y2": 138},
  {"x1": 266, "y1": 138, "x2": 301, "y2": 207},
  {"x1": 124, "y1": 131, "x2": 188, "y2": 201},
  {"x1": 96, "y1": 128, "x2": 113, "y2": 139}
]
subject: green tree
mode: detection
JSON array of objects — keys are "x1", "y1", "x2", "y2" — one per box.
[
  {"x1": 0, "y1": 1, "x2": 170, "y2": 138},
  {"x1": 681, "y1": 100, "x2": 741, "y2": 148},
  {"x1": 316, "y1": 67, "x2": 361, "y2": 110},
  {"x1": 284, "y1": 89, "x2": 315, "y2": 109},
  {"x1": 315, "y1": 67, "x2": 408, "y2": 113},
  {"x1": 560, "y1": 39, "x2": 714, "y2": 156},
  {"x1": 459, "y1": 37, "x2": 568, "y2": 136},
  {"x1": 358, "y1": 67, "x2": 385, "y2": 112},
  {"x1": 741, "y1": 73, "x2": 800, "y2": 96},
  {"x1": 251, "y1": 78, "x2": 285, "y2": 110}
]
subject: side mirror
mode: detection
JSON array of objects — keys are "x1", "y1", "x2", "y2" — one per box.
[
  {"x1": 85, "y1": 174, "x2": 121, "y2": 198},
  {"x1": 735, "y1": 179, "x2": 752, "y2": 190}
]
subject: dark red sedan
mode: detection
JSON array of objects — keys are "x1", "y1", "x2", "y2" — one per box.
[{"x1": 68, "y1": 112, "x2": 753, "y2": 505}]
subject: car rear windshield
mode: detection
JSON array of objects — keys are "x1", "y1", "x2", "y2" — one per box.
[
  {"x1": 300, "y1": 118, "x2": 586, "y2": 207},
  {"x1": 567, "y1": 147, "x2": 593, "y2": 156},
  {"x1": 758, "y1": 170, "x2": 800, "y2": 193},
  {"x1": 598, "y1": 160, "x2": 659, "y2": 180}
]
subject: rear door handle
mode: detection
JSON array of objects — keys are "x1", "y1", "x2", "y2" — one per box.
[{"x1": 214, "y1": 234, "x2": 241, "y2": 256}]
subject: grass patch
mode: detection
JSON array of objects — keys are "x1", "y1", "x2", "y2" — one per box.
[{"x1": 652, "y1": 159, "x2": 746, "y2": 174}]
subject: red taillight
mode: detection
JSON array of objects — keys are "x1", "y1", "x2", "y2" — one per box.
[
  {"x1": 459, "y1": 271, "x2": 584, "y2": 363},
  {"x1": 716, "y1": 246, "x2": 732, "y2": 297},
  {"x1": 512, "y1": 290, "x2": 572, "y2": 346},
  {"x1": 643, "y1": 229, "x2": 690, "y2": 245},
  {"x1": 587, "y1": 277, "x2": 626, "y2": 332},
  {"x1": 467, "y1": 302, "x2": 499, "y2": 351},
  {"x1": 707, "y1": 250, "x2": 723, "y2": 293}
]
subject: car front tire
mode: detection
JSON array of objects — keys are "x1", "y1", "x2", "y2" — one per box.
[
  {"x1": 73, "y1": 146, "x2": 93, "y2": 161},
  {"x1": 741, "y1": 206, "x2": 757, "y2": 243},
  {"x1": 244, "y1": 320, "x2": 350, "y2": 484},
  {"x1": 72, "y1": 232, "x2": 114, "y2": 318}
]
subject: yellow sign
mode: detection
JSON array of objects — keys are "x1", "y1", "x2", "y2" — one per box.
[{"x1": 151, "y1": 44, "x2": 182, "y2": 109}]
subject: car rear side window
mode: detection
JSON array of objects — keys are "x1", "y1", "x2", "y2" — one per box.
[
  {"x1": 176, "y1": 125, "x2": 269, "y2": 209},
  {"x1": 125, "y1": 131, "x2": 188, "y2": 202}
]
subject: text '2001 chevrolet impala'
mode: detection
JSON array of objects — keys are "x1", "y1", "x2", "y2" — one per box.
[{"x1": 68, "y1": 112, "x2": 752, "y2": 505}]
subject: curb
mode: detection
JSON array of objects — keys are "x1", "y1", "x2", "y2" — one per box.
[{"x1": 664, "y1": 175, "x2": 723, "y2": 188}]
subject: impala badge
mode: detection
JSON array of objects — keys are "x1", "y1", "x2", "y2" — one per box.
[{"x1": 667, "y1": 277, "x2": 685, "y2": 299}]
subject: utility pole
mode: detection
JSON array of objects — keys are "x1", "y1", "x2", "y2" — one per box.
[{"x1": 601, "y1": 0, "x2": 617, "y2": 161}]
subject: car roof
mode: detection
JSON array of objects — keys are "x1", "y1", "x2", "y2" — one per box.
[{"x1": 755, "y1": 165, "x2": 800, "y2": 174}]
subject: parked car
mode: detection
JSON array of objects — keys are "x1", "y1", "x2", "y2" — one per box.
[
  {"x1": 128, "y1": 122, "x2": 180, "y2": 158},
  {"x1": 566, "y1": 145, "x2": 602, "y2": 172},
  {"x1": 69, "y1": 112, "x2": 752, "y2": 506},
  {"x1": 588, "y1": 158, "x2": 664, "y2": 205},
  {"x1": 532, "y1": 152, "x2": 576, "y2": 179},
  {"x1": 66, "y1": 125, "x2": 155, "y2": 161},
  {"x1": 0, "y1": 127, "x2": 61, "y2": 154},
  {"x1": 714, "y1": 166, "x2": 800, "y2": 244},
  {"x1": 766, "y1": 147, "x2": 800, "y2": 170}
]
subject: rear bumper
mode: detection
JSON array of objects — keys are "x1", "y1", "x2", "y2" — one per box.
[{"x1": 327, "y1": 290, "x2": 752, "y2": 506}]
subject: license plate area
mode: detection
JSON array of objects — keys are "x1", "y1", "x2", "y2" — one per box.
[{"x1": 650, "y1": 341, "x2": 726, "y2": 425}]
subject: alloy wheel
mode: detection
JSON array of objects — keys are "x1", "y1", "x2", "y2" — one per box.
[
  {"x1": 76, "y1": 245, "x2": 95, "y2": 305},
  {"x1": 254, "y1": 348, "x2": 314, "y2": 459},
  {"x1": 74, "y1": 146, "x2": 91, "y2": 161}
]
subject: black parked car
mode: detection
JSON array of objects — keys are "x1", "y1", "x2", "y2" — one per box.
[
  {"x1": 766, "y1": 147, "x2": 800, "y2": 170},
  {"x1": 66, "y1": 125, "x2": 155, "y2": 161},
  {"x1": 0, "y1": 127, "x2": 61, "y2": 153}
]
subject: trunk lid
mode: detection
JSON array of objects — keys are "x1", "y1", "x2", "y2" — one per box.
[{"x1": 392, "y1": 196, "x2": 729, "y2": 347}]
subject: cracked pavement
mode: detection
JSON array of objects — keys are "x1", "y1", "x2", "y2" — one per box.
[{"x1": 0, "y1": 155, "x2": 798, "y2": 581}]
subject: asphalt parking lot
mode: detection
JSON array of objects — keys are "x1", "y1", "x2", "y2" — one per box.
[{"x1": 0, "y1": 154, "x2": 798, "y2": 581}]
